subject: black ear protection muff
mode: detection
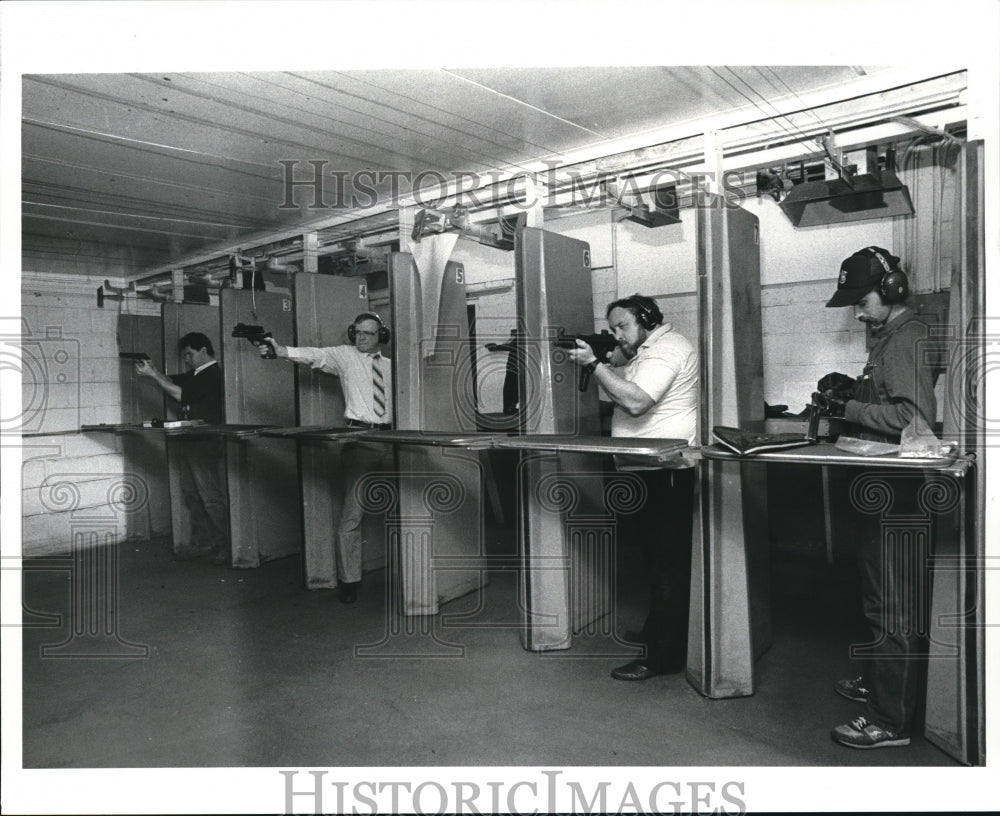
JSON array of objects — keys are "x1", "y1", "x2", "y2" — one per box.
[
  {"x1": 347, "y1": 312, "x2": 391, "y2": 345},
  {"x1": 630, "y1": 295, "x2": 662, "y2": 330},
  {"x1": 860, "y1": 246, "x2": 909, "y2": 304}
]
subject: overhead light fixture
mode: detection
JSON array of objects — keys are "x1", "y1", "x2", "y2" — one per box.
[
  {"x1": 96, "y1": 279, "x2": 134, "y2": 308},
  {"x1": 134, "y1": 284, "x2": 170, "y2": 303},
  {"x1": 327, "y1": 242, "x2": 389, "y2": 277},
  {"x1": 262, "y1": 256, "x2": 298, "y2": 274},
  {"x1": 411, "y1": 206, "x2": 524, "y2": 251},
  {"x1": 778, "y1": 144, "x2": 914, "y2": 227},
  {"x1": 613, "y1": 181, "x2": 681, "y2": 228},
  {"x1": 755, "y1": 168, "x2": 793, "y2": 203}
]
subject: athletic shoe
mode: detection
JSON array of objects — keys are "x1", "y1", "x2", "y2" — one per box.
[
  {"x1": 831, "y1": 715, "x2": 910, "y2": 749},
  {"x1": 834, "y1": 676, "x2": 870, "y2": 703}
]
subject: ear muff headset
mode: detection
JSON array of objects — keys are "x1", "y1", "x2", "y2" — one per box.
[
  {"x1": 860, "y1": 246, "x2": 910, "y2": 305},
  {"x1": 347, "y1": 312, "x2": 391, "y2": 345},
  {"x1": 630, "y1": 295, "x2": 662, "y2": 330}
]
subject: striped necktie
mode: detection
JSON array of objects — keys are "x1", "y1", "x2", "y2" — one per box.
[{"x1": 372, "y1": 354, "x2": 386, "y2": 418}]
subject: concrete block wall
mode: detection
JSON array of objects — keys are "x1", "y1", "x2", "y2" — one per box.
[
  {"x1": 761, "y1": 281, "x2": 868, "y2": 413},
  {"x1": 21, "y1": 433, "x2": 138, "y2": 557},
  {"x1": 18, "y1": 273, "x2": 161, "y2": 556},
  {"x1": 20, "y1": 278, "x2": 130, "y2": 431},
  {"x1": 748, "y1": 197, "x2": 893, "y2": 411}
]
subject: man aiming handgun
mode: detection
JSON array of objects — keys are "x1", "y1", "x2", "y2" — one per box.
[
  {"x1": 135, "y1": 332, "x2": 229, "y2": 565},
  {"x1": 259, "y1": 312, "x2": 393, "y2": 605}
]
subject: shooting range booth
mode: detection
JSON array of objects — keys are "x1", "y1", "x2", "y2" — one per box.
[
  {"x1": 384, "y1": 225, "x2": 625, "y2": 636},
  {"x1": 265, "y1": 244, "x2": 490, "y2": 621},
  {"x1": 512, "y1": 226, "x2": 668, "y2": 652},
  {"x1": 262, "y1": 271, "x2": 389, "y2": 590},
  {"x1": 154, "y1": 291, "x2": 302, "y2": 567},
  {"x1": 690, "y1": 154, "x2": 986, "y2": 767},
  {"x1": 383, "y1": 222, "x2": 694, "y2": 653}
]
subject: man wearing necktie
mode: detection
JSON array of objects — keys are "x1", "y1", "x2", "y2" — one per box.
[{"x1": 263, "y1": 313, "x2": 393, "y2": 604}]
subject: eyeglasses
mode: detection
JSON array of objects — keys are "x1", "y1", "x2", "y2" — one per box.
[{"x1": 354, "y1": 329, "x2": 379, "y2": 338}]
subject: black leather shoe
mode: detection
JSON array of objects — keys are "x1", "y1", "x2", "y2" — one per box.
[
  {"x1": 611, "y1": 660, "x2": 664, "y2": 681},
  {"x1": 339, "y1": 582, "x2": 358, "y2": 604}
]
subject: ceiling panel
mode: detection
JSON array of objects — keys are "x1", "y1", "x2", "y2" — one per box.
[
  {"x1": 194, "y1": 72, "x2": 536, "y2": 172},
  {"x1": 20, "y1": 65, "x2": 902, "y2": 277},
  {"x1": 25, "y1": 75, "x2": 403, "y2": 171},
  {"x1": 451, "y1": 66, "x2": 873, "y2": 137},
  {"x1": 316, "y1": 70, "x2": 595, "y2": 163}
]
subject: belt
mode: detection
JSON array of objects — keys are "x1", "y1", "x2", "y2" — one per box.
[{"x1": 346, "y1": 419, "x2": 392, "y2": 430}]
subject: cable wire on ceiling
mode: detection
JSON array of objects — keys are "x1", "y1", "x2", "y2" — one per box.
[
  {"x1": 709, "y1": 66, "x2": 829, "y2": 155},
  {"x1": 756, "y1": 66, "x2": 833, "y2": 136}
]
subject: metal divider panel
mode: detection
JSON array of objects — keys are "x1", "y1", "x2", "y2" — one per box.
[
  {"x1": 220, "y1": 289, "x2": 296, "y2": 427},
  {"x1": 293, "y1": 273, "x2": 362, "y2": 426},
  {"x1": 515, "y1": 227, "x2": 598, "y2": 436}
]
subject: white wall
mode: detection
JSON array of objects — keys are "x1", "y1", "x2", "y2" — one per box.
[
  {"x1": 748, "y1": 197, "x2": 894, "y2": 411},
  {"x1": 450, "y1": 240, "x2": 518, "y2": 413},
  {"x1": 468, "y1": 288, "x2": 517, "y2": 414},
  {"x1": 18, "y1": 273, "x2": 160, "y2": 556}
]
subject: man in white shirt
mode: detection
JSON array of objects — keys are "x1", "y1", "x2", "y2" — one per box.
[
  {"x1": 264, "y1": 313, "x2": 393, "y2": 603},
  {"x1": 568, "y1": 294, "x2": 698, "y2": 681}
]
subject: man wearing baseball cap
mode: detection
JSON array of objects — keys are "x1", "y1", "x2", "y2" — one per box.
[
  {"x1": 815, "y1": 245, "x2": 936, "y2": 438},
  {"x1": 816, "y1": 246, "x2": 940, "y2": 750}
]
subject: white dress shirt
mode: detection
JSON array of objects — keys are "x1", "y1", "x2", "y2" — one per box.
[{"x1": 286, "y1": 345, "x2": 393, "y2": 425}]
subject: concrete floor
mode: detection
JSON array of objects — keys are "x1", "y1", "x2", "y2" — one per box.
[{"x1": 21, "y1": 536, "x2": 959, "y2": 769}]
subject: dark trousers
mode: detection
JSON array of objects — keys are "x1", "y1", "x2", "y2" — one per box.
[
  {"x1": 621, "y1": 467, "x2": 695, "y2": 670},
  {"x1": 173, "y1": 437, "x2": 229, "y2": 556},
  {"x1": 848, "y1": 468, "x2": 931, "y2": 735}
]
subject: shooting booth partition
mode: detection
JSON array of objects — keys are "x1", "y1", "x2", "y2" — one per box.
[
  {"x1": 116, "y1": 312, "x2": 171, "y2": 541},
  {"x1": 513, "y1": 227, "x2": 616, "y2": 651},
  {"x1": 688, "y1": 196, "x2": 772, "y2": 697},
  {"x1": 217, "y1": 288, "x2": 301, "y2": 567},
  {"x1": 388, "y1": 242, "x2": 490, "y2": 616}
]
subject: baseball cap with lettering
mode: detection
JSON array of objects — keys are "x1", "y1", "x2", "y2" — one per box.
[{"x1": 825, "y1": 246, "x2": 901, "y2": 307}]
